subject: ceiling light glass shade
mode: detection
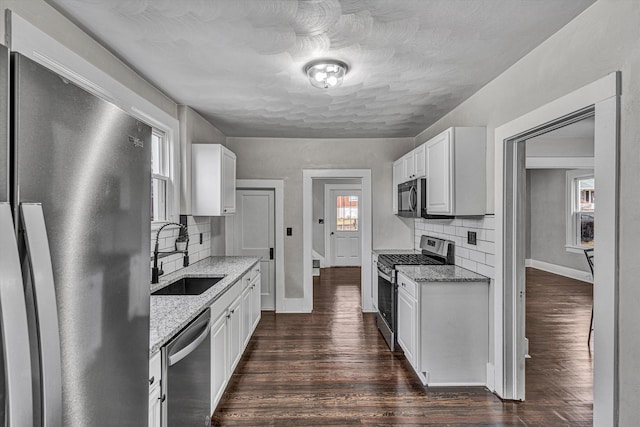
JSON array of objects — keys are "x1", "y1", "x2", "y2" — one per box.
[{"x1": 304, "y1": 60, "x2": 348, "y2": 89}]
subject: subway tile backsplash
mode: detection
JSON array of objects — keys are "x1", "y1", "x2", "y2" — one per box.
[
  {"x1": 150, "y1": 216, "x2": 212, "y2": 277},
  {"x1": 415, "y1": 215, "x2": 495, "y2": 279}
]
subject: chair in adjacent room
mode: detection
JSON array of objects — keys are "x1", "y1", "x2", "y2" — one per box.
[{"x1": 584, "y1": 248, "x2": 595, "y2": 347}]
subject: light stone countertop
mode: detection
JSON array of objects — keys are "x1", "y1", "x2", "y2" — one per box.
[
  {"x1": 149, "y1": 256, "x2": 260, "y2": 355},
  {"x1": 396, "y1": 264, "x2": 489, "y2": 283}
]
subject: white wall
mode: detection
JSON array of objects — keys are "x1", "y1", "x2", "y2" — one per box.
[
  {"x1": 227, "y1": 137, "x2": 415, "y2": 298},
  {"x1": 413, "y1": 0, "x2": 640, "y2": 422}
]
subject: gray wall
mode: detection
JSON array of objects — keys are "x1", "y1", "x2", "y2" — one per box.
[
  {"x1": 177, "y1": 106, "x2": 227, "y2": 255},
  {"x1": 0, "y1": 0, "x2": 176, "y2": 118},
  {"x1": 414, "y1": 1, "x2": 640, "y2": 421},
  {"x1": 527, "y1": 169, "x2": 590, "y2": 273},
  {"x1": 226, "y1": 137, "x2": 415, "y2": 298},
  {"x1": 312, "y1": 178, "x2": 361, "y2": 258}
]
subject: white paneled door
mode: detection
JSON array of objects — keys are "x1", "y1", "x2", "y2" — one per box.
[
  {"x1": 328, "y1": 188, "x2": 362, "y2": 266},
  {"x1": 227, "y1": 189, "x2": 276, "y2": 310}
]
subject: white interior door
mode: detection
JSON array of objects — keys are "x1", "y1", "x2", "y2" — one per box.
[
  {"x1": 227, "y1": 189, "x2": 276, "y2": 310},
  {"x1": 328, "y1": 188, "x2": 362, "y2": 266}
]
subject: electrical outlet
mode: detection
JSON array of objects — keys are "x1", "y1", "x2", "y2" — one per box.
[
  {"x1": 199, "y1": 233, "x2": 203, "y2": 244},
  {"x1": 467, "y1": 231, "x2": 477, "y2": 245}
]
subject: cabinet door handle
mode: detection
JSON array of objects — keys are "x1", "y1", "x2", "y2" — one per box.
[
  {"x1": 149, "y1": 376, "x2": 155, "y2": 385},
  {"x1": 160, "y1": 394, "x2": 166, "y2": 402}
]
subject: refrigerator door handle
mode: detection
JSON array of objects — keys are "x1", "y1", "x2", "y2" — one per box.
[
  {"x1": 20, "y1": 203, "x2": 62, "y2": 426},
  {"x1": 0, "y1": 203, "x2": 33, "y2": 427}
]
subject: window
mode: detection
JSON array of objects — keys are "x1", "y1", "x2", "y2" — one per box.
[
  {"x1": 336, "y1": 195, "x2": 359, "y2": 231},
  {"x1": 566, "y1": 170, "x2": 594, "y2": 250},
  {"x1": 151, "y1": 129, "x2": 169, "y2": 222}
]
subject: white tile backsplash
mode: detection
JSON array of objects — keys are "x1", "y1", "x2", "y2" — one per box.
[
  {"x1": 150, "y1": 216, "x2": 213, "y2": 278},
  {"x1": 415, "y1": 214, "x2": 496, "y2": 279}
]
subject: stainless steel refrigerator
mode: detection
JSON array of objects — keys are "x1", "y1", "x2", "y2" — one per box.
[{"x1": 0, "y1": 45, "x2": 151, "y2": 426}]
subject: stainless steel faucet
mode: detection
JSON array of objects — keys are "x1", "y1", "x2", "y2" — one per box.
[{"x1": 152, "y1": 222, "x2": 189, "y2": 284}]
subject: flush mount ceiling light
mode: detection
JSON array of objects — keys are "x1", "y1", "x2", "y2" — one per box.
[{"x1": 304, "y1": 59, "x2": 348, "y2": 89}]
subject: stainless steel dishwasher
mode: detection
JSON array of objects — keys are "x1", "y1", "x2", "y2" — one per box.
[{"x1": 162, "y1": 308, "x2": 212, "y2": 426}]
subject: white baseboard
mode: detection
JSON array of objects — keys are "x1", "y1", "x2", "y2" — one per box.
[
  {"x1": 277, "y1": 297, "x2": 312, "y2": 313},
  {"x1": 526, "y1": 259, "x2": 593, "y2": 283},
  {"x1": 486, "y1": 363, "x2": 495, "y2": 392}
]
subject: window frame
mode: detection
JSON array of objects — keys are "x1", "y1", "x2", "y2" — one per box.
[
  {"x1": 151, "y1": 128, "x2": 170, "y2": 224},
  {"x1": 565, "y1": 169, "x2": 594, "y2": 252}
]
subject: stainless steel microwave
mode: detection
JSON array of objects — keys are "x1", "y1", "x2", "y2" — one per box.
[
  {"x1": 397, "y1": 178, "x2": 423, "y2": 218},
  {"x1": 397, "y1": 178, "x2": 453, "y2": 219}
]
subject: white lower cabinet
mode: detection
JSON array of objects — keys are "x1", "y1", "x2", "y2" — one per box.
[
  {"x1": 148, "y1": 351, "x2": 162, "y2": 427},
  {"x1": 249, "y1": 268, "x2": 261, "y2": 331},
  {"x1": 241, "y1": 282, "x2": 253, "y2": 348},
  {"x1": 210, "y1": 312, "x2": 229, "y2": 411},
  {"x1": 396, "y1": 275, "x2": 418, "y2": 370},
  {"x1": 371, "y1": 253, "x2": 378, "y2": 311},
  {"x1": 241, "y1": 264, "x2": 262, "y2": 348},
  {"x1": 396, "y1": 272, "x2": 489, "y2": 387},
  {"x1": 210, "y1": 264, "x2": 262, "y2": 414},
  {"x1": 227, "y1": 296, "x2": 243, "y2": 372}
]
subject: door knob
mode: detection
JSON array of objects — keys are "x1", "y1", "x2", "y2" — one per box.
[{"x1": 330, "y1": 232, "x2": 334, "y2": 235}]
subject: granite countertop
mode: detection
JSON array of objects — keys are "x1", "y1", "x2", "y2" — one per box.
[
  {"x1": 396, "y1": 264, "x2": 489, "y2": 283},
  {"x1": 149, "y1": 256, "x2": 260, "y2": 355}
]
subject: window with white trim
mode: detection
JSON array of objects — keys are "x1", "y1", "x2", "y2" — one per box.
[
  {"x1": 151, "y1": 129, "x2": 169, "y2": 222},
  {"x1": 566, "y1": 170, "x2": 594, "y2": 251}
]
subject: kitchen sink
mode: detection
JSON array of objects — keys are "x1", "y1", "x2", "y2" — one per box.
[{"x1": 152, "y1": 276, "x2": 225, "y2": 296}]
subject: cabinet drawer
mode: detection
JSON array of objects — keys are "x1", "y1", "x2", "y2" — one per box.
[{"x1": 398, "y1": 275, "x2": 417, "y2": 299}]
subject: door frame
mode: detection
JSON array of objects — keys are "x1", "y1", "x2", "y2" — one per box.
[
  {"x1": 494, "y1": 72, "x2": 619, "y2": 426},
  {"x1": 303, "y1": 170, "x2": 373, "y2": 312},
  {"x1": 233, "y1": 179, "x2": 285, "y2": 313},
  {"x1": 324, "y1": 183, "x2": 363, "y2": 267}
]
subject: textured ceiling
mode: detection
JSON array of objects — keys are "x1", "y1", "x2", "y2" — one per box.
[{"x1": 48, "y1": 0, "x2": 594, "y2": 138}]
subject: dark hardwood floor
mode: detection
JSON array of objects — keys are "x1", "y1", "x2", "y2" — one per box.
[{"x1": 212, "y1": 267, "x2": 593, "y2": 426}]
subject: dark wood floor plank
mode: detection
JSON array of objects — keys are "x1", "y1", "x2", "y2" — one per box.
[{"x1": 212, "y1": 267, "x2": 593, "y2": 426}]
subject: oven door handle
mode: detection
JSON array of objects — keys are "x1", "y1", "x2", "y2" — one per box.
[{"x1": 377, "y1": 267, "x2": 394, "y2": 283}]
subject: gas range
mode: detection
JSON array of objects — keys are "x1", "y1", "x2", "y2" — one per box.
[
  {"x1": 377, "y1": 253, "x2": 445, "y2": 276},
  {"x1": 377, "y1": 235, "x2": 455, "y2": 274},
  {"x1": 375, "y1": 235, "x2": 455, "y2": 351}
]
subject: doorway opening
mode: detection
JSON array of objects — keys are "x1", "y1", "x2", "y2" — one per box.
[
  {"x1": 521, "y1": 115, "x2": 596, "y2": 419},
  {"x1": 495, "y1": 72, "x2": 618, "y2": 426},
  {"x1": 324, "y1": 182, "x2": 362, "y2": 267},
  {"x1": 303, "y1": 169, "x2": 373, "y2": 313}
]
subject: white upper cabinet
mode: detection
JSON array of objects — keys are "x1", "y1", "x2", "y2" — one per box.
[
  {"x1": 396, "y1": 144, "x2": 427, "y2": 185},
  {"x1": 413, "y1": 144, "x2": 426, "y2": 178},
  {"x1": 425, "y1": 127, "x2": 485, "y2": 216},
  {"x1": 392, "y1": 159, "x2": 404, "y2": 214},
  {"x1": 191, "y1": 143, "x2": 237, "y2": 216}
]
